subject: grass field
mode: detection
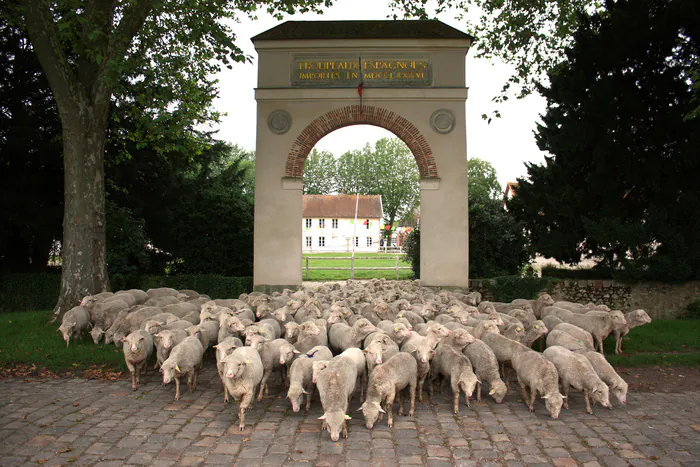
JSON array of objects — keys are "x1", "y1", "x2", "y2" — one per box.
[
  {"x1": 301, "y1": 252, "x2": 413, "y2": 281},
  {"x1": 603, "y1": 318, "x2": 700, "y2": 366},
  {"x1": 0, "y1": 310, "x2": 126, "y2": 374},
  {"x1": 1, "y1": 308, "x2": 698, "y2": 375}
]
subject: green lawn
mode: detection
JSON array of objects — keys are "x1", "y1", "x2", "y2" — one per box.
[
  {"x1": 301, "y1": 252, "x2": 413, "y2": 281},
  {"x1": 0, "y1": 310, "x2": 126, "y2": 374},
  {"x1": 602, "y1": 319, "x2": 700, "y2": 366}
]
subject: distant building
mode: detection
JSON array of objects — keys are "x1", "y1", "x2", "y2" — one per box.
[
  {"x1": 302, "y1": 194, "x2": 383, "y2": 252},
  {"x1": 502, "y1": 181, "x2": 518, "y2": 208}
]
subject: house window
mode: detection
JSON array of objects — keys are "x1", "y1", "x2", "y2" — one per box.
[
  {"x1": 319, "y1": 237, "x2": 325, "y2": 247},
  {"x1": 305, "y1": 237, "x2": 312, "y2": 248},
  {"x1": 305, "y1": 219, "x2": 312, "y2": 228},
  {"x1": 332, "y1": 219, "x2": 338, "y2": 229},
  {"x1": 367, "y1": 237, "x2": 373, "y2": 247},
  {"x1": 319, "y1": 219, "x2": 325, "y2": 228},
  {"x1": 354, "y1": 237, "x2": 359, "y2": 247},
  {"x1": 365, "y1": 219, "x2": 370, "y2": 229}
]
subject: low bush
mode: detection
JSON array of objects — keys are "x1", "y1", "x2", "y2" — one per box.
[
  {"x1": 0, "y1": 273, "x2": 61, "y2": 312},
  {"x1": 481, "y1": 275, "x2": 559, "y2": 303},
  {"x1": 540, "y1": 265, "x2": 615, "y2": 279}
]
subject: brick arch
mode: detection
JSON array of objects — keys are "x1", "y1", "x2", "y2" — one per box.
[{"x1": 285, "y1": 105, "x2": 438, "y2": 179}]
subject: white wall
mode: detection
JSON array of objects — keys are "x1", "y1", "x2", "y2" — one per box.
[{"x1": 302, "y1": 217, "x2": 381, "y2": 252}]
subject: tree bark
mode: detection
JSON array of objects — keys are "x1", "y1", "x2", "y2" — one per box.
[{"x1": 52, "y1": 110, "x2": 110, "y2": 319}]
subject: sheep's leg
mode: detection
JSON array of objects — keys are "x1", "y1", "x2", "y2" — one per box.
[
  {"x1": 518, "y1": 380, "x2": 531, "y2": 411},
  {"x1": 360, "y1": 369, "x2": 366, "y2": 403},
  {"x1": 596, "y1": 336, "x2": 604, "y2": 354},
  {"x1": 428, "y1": 375, "x2": 434, "y2": 400},
  {"x1": 397, "y1": 389, "x2": 405, "y2": 416},
  {"x1": 476, "y1": 380, "x2": 482, "y2": 403},
  {"x1": 386, "y1": 390, "x2": 396, "y2": 427},
  {"x1": 562, "y1": 383, "x2": 570, "y2": 410},
  {"x1": 583, "y1": 389, "x2": 593, "y2": 414},
  {"x1": 452, "y1": 383, "x2": 461, "y2": 414},
  {"x1": 528, "y1": 386, "x2": 537, "y2": 412},
  {"x1": 258, "y1": 370, "x2": 271, "y2": 402},
  {"x1": 305, "y1": 385, "x2": 314, "y2": 412},
  {"x1": 174, "y1": 377, "x2": 181, "y2": 401},
  {"x1": 126, "y1": 361, "x2": 137, "y2": 391},
  {"x1": 408, "y1": 380, "x2": 416, "y2": 417},
  {"x1": 342, "y1": 421, "x2": 348, "y2": 439},
  {"x1": 417, "y1": 373, "x2": 427, "y2": 403},
  {"x1": 224, "y1": 384, "x2": 230, "y2": 403},
  {"x1": 239, "y1": 392, "x2": 254, "y2": 430}
]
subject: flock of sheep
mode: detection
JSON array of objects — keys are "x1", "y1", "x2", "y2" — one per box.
[{"x1": 57, "y1": 279, "x2": 652, "y2": 441}]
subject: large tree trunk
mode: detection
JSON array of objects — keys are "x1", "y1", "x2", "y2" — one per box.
[{"x1": 52, "y1": 112, "x2": 110, "y2": 319}]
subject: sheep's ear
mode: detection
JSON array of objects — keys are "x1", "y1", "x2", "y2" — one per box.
[
  {"x1": 175, "y1": 365, "x2": 180, "y2": 372},
  {"x1": 293, "y1": 350, "x2": 301, "y2": 354},
  {"x1": 489, "y1": 389, "x2": 496, "y2": 395},
  {"x1": 344, "y1": 414, "x2": 352, "y2": 420},
  {"x1": 560, "y1": 394, "x2": 567, "y2": 399},
  {"x1": 212, "y1": 345, "x2": 218, "y2": 349},
  {"x1": 317, "y1": 415, "x2": 326, "y2": 420},
  {"x1": 541, "y1": 395, "x2": 549, "y2": 399}
]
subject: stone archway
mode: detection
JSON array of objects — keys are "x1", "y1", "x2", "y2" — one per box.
[
  {"x1": 251, "y1": 20, "x2": 473, "y2": 291},
  {"x1": 285, "y1": 104, "x2": 438, "y2": 179}
]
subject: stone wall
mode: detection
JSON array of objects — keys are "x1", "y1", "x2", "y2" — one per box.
[{"x1": 468, "y1": 279, "x2": 700, "y2": 319}]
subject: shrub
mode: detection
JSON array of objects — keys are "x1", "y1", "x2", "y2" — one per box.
[
  {"x1": 403, "y1": 228, "x2": 420, "y2": 278},
  {"x1": 482, "y1": 275, "x2": 558, "y2": 303},
  {"x1": 541, "y1": 265, "x2": 614, "y2": 280},
  {"x1": 0, "y1": 272, "x2": 61, "y2": 312}
]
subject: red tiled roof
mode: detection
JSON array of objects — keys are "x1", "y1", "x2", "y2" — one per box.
[{"x1": 303, "y1": 195, "x2": 383, "y2": 219}]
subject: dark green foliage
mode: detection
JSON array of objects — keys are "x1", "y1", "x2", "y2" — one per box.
[
  {"x1": 107, "y1": 140, "x2": 255, "y2": 277},
  {"x1": 403, "y1": 227, "x2": 420, "y2": 278},
  {"x1": 508, "y1": 0, "x2": 700, "y2": 281},
  {"x1": 683, "y1": 301, "x2": 700, "y2": 320},
  {"x1": 0, "y1": 273, "x2": 61, "y2": 312},
  {"x1": 469, "y1": 200, "x2": 531, "y2": 278},
  {"x1": 540, "y1": 266, "x2": 614, "y2": 280},
  {"x1": 482, "y1": 275, "x2": 558, "y2": 303},
  {"x1": 105, "y1": 200, "x2": 151, "y2": 284},
  {"x1": 0, "y1": 15, "x2": 63, "y2": 272}
]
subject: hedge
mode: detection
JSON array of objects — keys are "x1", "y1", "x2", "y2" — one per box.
[
  {"x1": 0, "y1": 273, "x2": 253, "y2": 312},
  {"x1": 540, "y1": 265, "x2": 615, "y2": 280},
  {"x1": 480, "y1": 275, "x2": 559, "y2": 303}
]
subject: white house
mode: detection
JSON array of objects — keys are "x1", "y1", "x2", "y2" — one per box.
[{"x1": 302, "y1": 194, "x2": 384, "y2": 253}]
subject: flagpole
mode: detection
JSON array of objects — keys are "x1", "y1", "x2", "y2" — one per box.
[
  {"x1": 358, "y1": 56, "x2": 364, "y2": 115},
  {"x1": 351, "y1": 191, "x2": 360, "y2": 279}
]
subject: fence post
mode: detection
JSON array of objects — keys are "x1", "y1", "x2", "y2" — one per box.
[
  {"x1": 350, "y1": 256, "x2": 355, "y2": 279},
  {"x1": 395, "y1": 256, "x2": 399, "y2": 280},
  {"x1": 305, "y1": 257, "x2": 309, "y2": 281}
]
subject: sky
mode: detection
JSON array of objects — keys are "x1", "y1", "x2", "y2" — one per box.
[{"x1": 211, "y1": 0, "x2": 550, "y2": 190}]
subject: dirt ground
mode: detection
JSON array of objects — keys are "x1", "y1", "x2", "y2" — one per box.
[{"x1": 615, "y1": 365, "x2": 700, "y2": 392}]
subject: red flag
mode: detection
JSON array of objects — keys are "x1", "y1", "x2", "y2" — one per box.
[
  {"x1": 357, "y1": 82, "x2": 364, "y2": 96},
  {"x1": 363, "y1": 220, "x2": 368, "y2": 225}
]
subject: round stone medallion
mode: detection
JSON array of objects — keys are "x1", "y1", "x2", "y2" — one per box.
[
  {"x1": 430, "y1": 109, "x2": 456, "y2": 134},
  {"x1": 268, "y1": 110, "x2": 292, "y2": 135}
]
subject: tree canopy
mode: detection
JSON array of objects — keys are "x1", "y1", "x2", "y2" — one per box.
[
  {"x1": 507, "y1": 0, "x2": 700, "y2": 280},
  {"x1": 303, "y1": 137, "x2": 420, "y2": 232},
  {"x1": 389, "y1": 0, "x2": 602, "y2": 117},
  {"x1": 467, "y1": 158, "x2": 531, "y2": 278},
  {"x1": 12, "y1": 0, "x2": 333, "y2": 316}
]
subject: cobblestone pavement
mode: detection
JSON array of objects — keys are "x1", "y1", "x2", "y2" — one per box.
[{"x1": 1, "y1": 361, "x2": 699, "y2": 467}]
